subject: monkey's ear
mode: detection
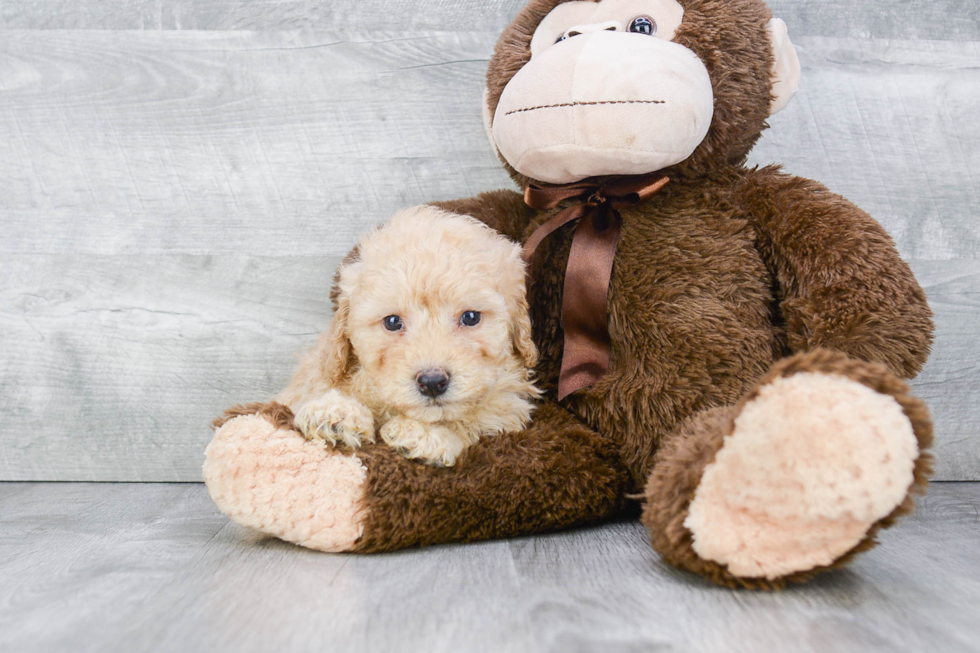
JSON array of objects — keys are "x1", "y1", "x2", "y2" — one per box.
[
  {"x1": 767, "y1": 18, "x2": 801, "y2": 114},
  {"x1": 482, "y1": 87, "x2": 501, "y2": 159}
]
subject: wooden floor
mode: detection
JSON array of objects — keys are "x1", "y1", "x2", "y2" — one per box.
[{"x1": 1, "y1": 482, "x2": 978, "y2": 653}]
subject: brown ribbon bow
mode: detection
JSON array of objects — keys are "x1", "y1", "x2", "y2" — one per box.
[{"x1": 523, "y1": 171, "x2": 670, "y2": 400}]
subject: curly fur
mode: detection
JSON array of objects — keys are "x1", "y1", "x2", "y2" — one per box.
[{"x1": 275, "y1": 206, "x2": 541, "y2": 466}]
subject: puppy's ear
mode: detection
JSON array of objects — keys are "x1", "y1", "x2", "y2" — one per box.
[
  {"x1": 322, "y1": 252, "x2": 360, "y2": 386},
  {"x1": 510, "y1": 290, "x2": 538, "y2": 370},
  {"x1": 321, "y1": 294, "x2": 355, "y2": 386}
]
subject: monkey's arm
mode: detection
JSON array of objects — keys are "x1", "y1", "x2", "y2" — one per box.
[
  {"x1": 741, "y1": 168, "x2": 933, "y2": 379},
  {"x1": 431, "y1": 189, "x2": 537, "y2": 242}
]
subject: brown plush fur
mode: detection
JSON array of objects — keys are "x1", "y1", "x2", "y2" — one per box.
[
  {"x1": 217, "y1": 0, "x2": 935, "y2": 587},
  {"x1": 355, "y1": 402, "x2": 630, "y2": 552}
]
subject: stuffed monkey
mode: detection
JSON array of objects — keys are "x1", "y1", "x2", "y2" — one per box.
[{"x1": 204, "y1": 0, "x2": 934, "y2": 588}]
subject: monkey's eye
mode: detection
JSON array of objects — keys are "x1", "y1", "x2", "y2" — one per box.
[
  {"x1": 459, "y1": 310, "x2": 481, "y2": 327},
  {"x1": 382, "y1": 315, "x2": 404, "y2": 331},
  {"x1": 628, "y1": 16, "x2": 657, "y2": 36}
]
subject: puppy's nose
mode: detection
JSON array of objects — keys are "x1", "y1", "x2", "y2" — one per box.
[{"x1": 416, "y1": 369, "x2": 450, "y2": 398}]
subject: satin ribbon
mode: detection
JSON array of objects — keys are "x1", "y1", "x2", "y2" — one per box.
[{"x1": 523, "y1": 172, "x2": 670, "y2": 400}]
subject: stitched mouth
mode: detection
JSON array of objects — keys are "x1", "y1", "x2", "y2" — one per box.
[{"x1": 505, "y1": 99, "x2": 665, "y2": 116}]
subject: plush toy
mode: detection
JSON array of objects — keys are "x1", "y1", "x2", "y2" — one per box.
[{"x1": 204, "y1": 0, "x2": 934, "y2": 588}]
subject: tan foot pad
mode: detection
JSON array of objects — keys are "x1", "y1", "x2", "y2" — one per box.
[
  {"x1": 203, "y1": 414, "x2": 367, "y2": 552},
  {"x1": 685, "y1": 372, "x2": 918, "y2": 579}
]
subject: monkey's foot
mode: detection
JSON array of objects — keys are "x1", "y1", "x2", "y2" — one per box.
[
  {"x1": 684, "y1": 352, "x2": 931, "y2": 580},
  {"x1": 643, "y1": 350, "x2": 933, "y2": 588},
  {"x1": 203, "y1": 410, "x2": 368, "y2": 552}
]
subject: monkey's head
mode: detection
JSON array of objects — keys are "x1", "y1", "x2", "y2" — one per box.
[{"x1": 485, "y1": 0, "x2": 800, "y2": 186}]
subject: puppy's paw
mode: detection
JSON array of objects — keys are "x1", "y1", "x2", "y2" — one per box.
[
  {"x1": 294, "y1": 389, "x2": 375, "y2": 449},
  {"x1": 379, "y1": 417, "x2": 467, "y2": 467}
]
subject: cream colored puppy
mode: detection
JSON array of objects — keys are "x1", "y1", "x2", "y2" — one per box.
[{"x1": 276, "y1": 206, "x2": 540, "y2": 466}]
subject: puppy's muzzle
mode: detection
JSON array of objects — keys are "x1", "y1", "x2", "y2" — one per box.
[{"x1": 416, "y1": 369, "x2": 450, "y2": 398}]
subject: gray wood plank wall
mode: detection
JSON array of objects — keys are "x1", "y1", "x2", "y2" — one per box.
[{"x1": 1, "y1": 1, "x2": 978, "y2": 481}]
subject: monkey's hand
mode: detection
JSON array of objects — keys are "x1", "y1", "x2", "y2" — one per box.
[
  {"x1": 294, "y1": 389, "x2": 375, "y2": 449},
  {"x1": 379, "y1": 417, "x2": 468, "y2": 467}
]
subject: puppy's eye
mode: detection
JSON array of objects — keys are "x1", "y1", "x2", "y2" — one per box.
[
  {"x1": 382, "y1": 315, "x2": 403, "y2": 331},
  {"x1": 628, "y1": 16, "x2": 657, "y2": 36},
  {"x1": 459, "y1": 310, "x2": 481, "y2": 327}
]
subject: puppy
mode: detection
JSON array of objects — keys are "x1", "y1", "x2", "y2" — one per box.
[{"x1": 276, "y1": 206, "x2": 540, "y2": 466}]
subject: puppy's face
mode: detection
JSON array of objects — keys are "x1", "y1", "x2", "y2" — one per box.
[{"x1": 329, "y1": 207, "x2": 536, "y2": 423}]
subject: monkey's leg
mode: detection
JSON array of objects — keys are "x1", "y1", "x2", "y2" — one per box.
[
  {"x1": 204, "y1": 402, "x2": 630, "y2": 552},
  {"x1": 641, "y1": 349, "x2": 933, "y2": 589}
]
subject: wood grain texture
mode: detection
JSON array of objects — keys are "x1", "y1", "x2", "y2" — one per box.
[
  {"x1": 0, "y1": 254, "x2": 339, "y2": 481},
  {"x1": 748, "y1": 38, "x2": 980, "y2": 262},
  {"x1": 1, "y1": 0, "x2": 978, "y2": 40},
  {"x1": 0, "y1": 30, "x2": 501, "y2": 256},
  {"x1": 0, "y1": 29, "x2": 977, "y2": 481},
  {"x1": 907, "y1": 261, "x2": 980, "y2": 481},
  {"x1": 1, "y1": 481, "x2": 979, "y2": 653},
  {"x1": 1, "y1": 33, "x2": 976, "y2": 259}
]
